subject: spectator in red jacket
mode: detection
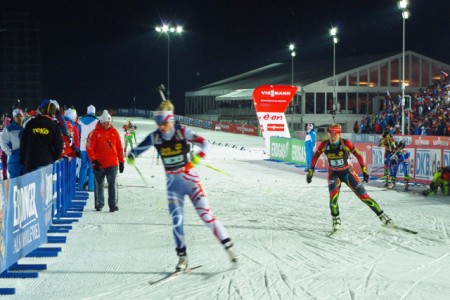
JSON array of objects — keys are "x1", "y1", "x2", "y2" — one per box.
[
  {"x1": 86, "y1": 110, "x2": 124, "y2": 212},
  {"x1": 63, "y1": 108, "x2": 80, "y2": 158}
]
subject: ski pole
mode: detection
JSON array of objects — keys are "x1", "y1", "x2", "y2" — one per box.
[
  {"x1": 200, "y1": 162, "x2": 230, "y2": 176},
  {"x1": 133, "y1": 164, "x2": 149, "y2": 186},
  {"x1": 370, "y1": 165, "x2": 386, "y2": 175}
]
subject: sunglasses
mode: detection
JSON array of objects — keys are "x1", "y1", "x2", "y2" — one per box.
[{"x1": 328, "y1": 128, "x2": 341, "y2": 135}]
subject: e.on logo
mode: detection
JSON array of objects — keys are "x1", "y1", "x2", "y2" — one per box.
[{"x1": 262, "y1": 114, "x2": 283, "y2": 121}]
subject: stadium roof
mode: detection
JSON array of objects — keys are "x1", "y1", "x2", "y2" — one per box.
[
  {"x1": 187, "y1": 52, "x2": 396, "y2": 96},
  {"x1": 186, "y1": 51, "x2": 450, "y2": 102}
]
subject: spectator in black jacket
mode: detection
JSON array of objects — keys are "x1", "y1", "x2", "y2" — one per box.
[{"x1": 20, "y1": 99, "x2": 64, "y2": 174}]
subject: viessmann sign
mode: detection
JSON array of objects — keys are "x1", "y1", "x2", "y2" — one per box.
[{"x1": 252, "y1": 85, "x2": 298, "y2": 152}]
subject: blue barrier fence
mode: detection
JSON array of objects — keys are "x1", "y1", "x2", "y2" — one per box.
[{"x1": 0, "y1": 157, "x2": 88, "y2": 295}]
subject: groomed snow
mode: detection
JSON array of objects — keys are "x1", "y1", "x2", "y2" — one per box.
[{"x1": 2, "y1": 116, "x2": 450, "y2": 300}]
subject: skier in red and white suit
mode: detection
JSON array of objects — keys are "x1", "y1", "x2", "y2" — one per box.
[{"x1": 127, "y1": 100, "x2": 237, "y2": 271}]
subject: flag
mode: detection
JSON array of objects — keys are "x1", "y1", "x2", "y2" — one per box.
[
  {"x1": 386, "y1": 91, "x2": 393, "y2": 109},
  {"x1": 440, "y1": 70, "x2": 449, "y2": 77}
]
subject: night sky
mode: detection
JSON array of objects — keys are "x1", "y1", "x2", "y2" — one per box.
[{"x1": 5, "y1": 0, "x2": 450, "y2": 114}]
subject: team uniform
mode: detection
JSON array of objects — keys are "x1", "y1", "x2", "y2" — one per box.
[
  {"x1": 422, "y1": 166, "x2": 450, "y2": 196},
  {"x1": 378, "y1": 131, "x2": 396, "y2": 187},
  {"x1": 307, "y1": 124, "x2": 394, "y2": 231},
  {"x1": 130, "y1": 110, "x2": 236, "y2": 270},
  {"x1": 387, "y1": 141, "x2": 411, "y2": 189},
  {"x1": 122, "y1": 121, "x2": 135, "y2": 154}
]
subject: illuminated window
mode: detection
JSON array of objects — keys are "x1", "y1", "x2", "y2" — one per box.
[
  {"x1": 370, "y1": 65, "x2": 378, "y2": 87},
  {"x1": 380, "y1": 63, "x2": 388, "y2": 86},
  {"x1": 421, "y1": 60, "x2": 429, "y2": 87},
  {"x1": 390, "y1": 58, "x2": 400, "y2": 87}
]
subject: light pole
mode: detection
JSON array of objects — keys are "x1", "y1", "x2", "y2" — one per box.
[
  {"x1": 330, "y1": 27, "x2": 338, "y2": 114},
  {"x1": 155, "y1": 24, "x2": 183, "y2": 99},
  {"x1": 398, "y1": 0, "x2": 409, "y2": 136},
  {"x1": 289, "y1": 44, "x2": 296, "y2": 131}
]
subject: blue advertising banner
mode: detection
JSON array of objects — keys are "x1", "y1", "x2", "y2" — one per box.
[
  {"x1": 0, "y1": 180, "x2": 7, "y2": 272},
  {"x1": 3, "y1": 165, "x2": 54, "y2": 271}
]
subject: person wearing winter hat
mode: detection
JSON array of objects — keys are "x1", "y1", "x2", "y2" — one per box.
[
  {"x1": 0, "y1": 108, "x2": 24, "y2": 178},
  {"x1": 86, "y1": 110, "x2": 124, "y2": 212},
  {"x1": 87, "y1": 105, "x2": 96, "y2": 115},
  {"x1": 304, "y1": 123, "x2": 316, "y2": 172},
  {"x1": 77, "y1": 105, "x2": 98, "y2": 191},
  {"x1": 62, "y1": 108, "x2": 81, "y2": 158},
  {"x1": 127, "y1": 100, "x2": 238, "y2": 271},
  {"x1": 20, "y1": 99, "x2": 64, "y2": 174}
]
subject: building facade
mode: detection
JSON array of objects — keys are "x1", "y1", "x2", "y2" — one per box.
[{"x1": 185, "y1": 51, "x2": 449, "y2": 133}]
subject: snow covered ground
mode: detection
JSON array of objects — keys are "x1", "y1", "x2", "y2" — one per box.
[{"x1": 2, "y1": 116, "x2": 450, "y2": 300}]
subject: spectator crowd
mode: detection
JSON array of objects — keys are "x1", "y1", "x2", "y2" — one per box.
[
  {"x1": 0, "y1": 101, "x2": 124, "y2": 213},
  {"x1": 356, "y1": 70, "x2": 450, "y2": 136}
]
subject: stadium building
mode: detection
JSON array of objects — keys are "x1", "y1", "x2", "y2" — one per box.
[{"x1": 185, "y1": 51, "x2": 449, "y2": 133}]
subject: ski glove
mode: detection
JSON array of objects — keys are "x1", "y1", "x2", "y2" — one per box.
[
  {"x1": 126, "y1": 153, "x2": 135, "y2": 165},
  {"x1": 362, "y1": 166, "x2": 369, "y2": 183},
  {"x1": 191, "y1": 154, "x2": 202, "y2": 165},
  {"x1": 306, "y1": 169, "x2": 313, "y2": 184},
  {"x1": 119, "y1": 162, "x2": 124, "y2": 173},
  {"x1": 92, "y1": 160, "x2": 101, "y2": 171}
]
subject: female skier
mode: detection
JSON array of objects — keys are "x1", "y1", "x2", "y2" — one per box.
[
  {"x1": 306, "y1": 124, "x2": 395, "y2": 232},
  {"x1": 122, "y1": 120, "x2": 134, "y2": 154},
  {"x1": 127, "y1": 100, "x2": 237, "y2": 271}
]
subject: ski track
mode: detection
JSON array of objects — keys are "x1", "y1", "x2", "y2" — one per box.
[
  {"x1": 7, "y1": 117, "x2": 450, "y2": 299},
  {"x1": 399, "y1": 268, "x2": 443, "y2": 300},
  {"x1": 363, "y1": 247, "x2": 398, "y2": 295}
]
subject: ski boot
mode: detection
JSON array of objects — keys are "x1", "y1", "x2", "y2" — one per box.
[
  {"x1": 404, "y1": 175, "x2": 410, "y2": 191},
  {"x1": 422, "y1": 189, "x2": 436, "y2": 196},
  {"x1": 443, "y1": 181, "x2": 450, "y2": 196},
  {"x1": 388, "y1": 177, "x2": 396, "y2": 189},
  {"x1": 175, "y1": 249, "x2": 188, "y2": 271},
  {"x1": 379, "y1": 212, "x2": 395, "y2": 228},
  {"x1": 222, "y1": 239, "x2": 238, "y2": 263},
  {"x1": 383, "y1": 168, "x2": 389, "y2": 187},
  {"x1": 332, "y1": 216, "x2": 341, "y2": 230}
]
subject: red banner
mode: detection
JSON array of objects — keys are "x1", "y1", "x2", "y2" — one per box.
[
  {"x1": 252, "y1": 85, "x2": 297, "y2": 151},
  {"x1": 252, "y1": 85, "x2": 297, "y2": 112}
]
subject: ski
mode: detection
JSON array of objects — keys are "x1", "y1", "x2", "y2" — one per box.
[
  {"x1": 149, "y1": 265, "x2": 203, "y2": 286},
  {"x1": 394, "y1": 225, "x2": 418, "y2": 234},
  {"x1": 327, "y1": 229, "x2": 341, "y2": 237},
  {"x1": 381, "y1": 186, "x2": 426, "y2": 195}
]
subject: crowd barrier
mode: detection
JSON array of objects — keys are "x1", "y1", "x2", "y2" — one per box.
[
  {"x1": 117, "y1": 108, "x2": 260, "y2": 136},
  {"x1": 117, "y1": 109, "x2": 448, "y2": 185},
  {"x1": 269, "y1": 134, "x2": 450, "y2": 186},
  {"x1": 0, "y1": 157, "x2": 88, "y2": 295}
]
